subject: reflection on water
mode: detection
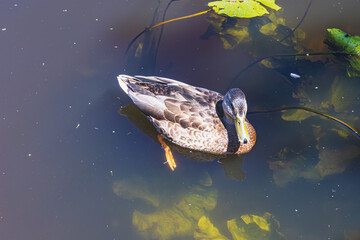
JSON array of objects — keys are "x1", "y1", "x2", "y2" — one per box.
[
  {"x1": 125, "y1": 0, "x2": 174, "y2": 75},
  {"x1": 2, "y1": 0, "x2": 360, "y2": 239},
  {"x1": 119, "y1": 103, "x2": 247, "y2": 181}
]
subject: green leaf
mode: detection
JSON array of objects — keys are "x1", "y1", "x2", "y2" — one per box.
[
  {"x1": 325, "y1": 28, "x2": 360, "y2": 77},
  {"x1": 208, "y1": 0, "x2": 281, "y2": 18}
]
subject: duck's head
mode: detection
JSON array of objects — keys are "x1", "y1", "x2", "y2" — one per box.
[{"x1": 222, "y1": 88, "x2": 250, "y2": 144}]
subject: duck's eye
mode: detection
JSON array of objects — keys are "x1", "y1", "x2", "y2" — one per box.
[{"x1": 344, "y1": 34, "x2": 349, "y2": 38}]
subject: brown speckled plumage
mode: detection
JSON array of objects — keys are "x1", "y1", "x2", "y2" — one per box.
[{"x1": 118, "y1": 75, "x2": 256, "y2": 154}]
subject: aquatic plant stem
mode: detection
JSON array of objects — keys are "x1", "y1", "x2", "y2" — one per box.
[
  {"x1": 248, "y1": 106, "x2": 360, "y2": 138},
  {"x1": 126, "y1": 9, "x2": 211, "y2": 54},
  {"x1": 149, "y1": 9, "x2": 211, "y2": 31},
  {"x1": 230, "y1": 51, "x2": 350, "y2": 87},
  {"x1": 154, "y1": 0, "x2": 180, "y2": 67},
  {"x1": 278, "y1": 0, "x2": 315, "y2": 43}
]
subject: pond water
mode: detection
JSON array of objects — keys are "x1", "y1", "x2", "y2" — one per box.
[{"x1": 1, "y1": 0, "x2": 360, "y2": 239}]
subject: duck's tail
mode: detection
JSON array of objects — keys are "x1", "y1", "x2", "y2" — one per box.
[{"x1": 117, "y1": 74, "x2": 135, "y2": 94}]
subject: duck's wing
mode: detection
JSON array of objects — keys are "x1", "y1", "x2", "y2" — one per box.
[{"x1": 118, "y1": 75, "x2": 230, "y2": 153}]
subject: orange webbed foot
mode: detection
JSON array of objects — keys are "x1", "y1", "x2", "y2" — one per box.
[{"x1": 157, "y1": 135, "x2": 176, "y2": 171}]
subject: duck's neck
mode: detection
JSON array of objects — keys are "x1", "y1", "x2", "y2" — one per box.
[
  {"x1": 223, "y1": 112, "x2": 235, "y2": 125},
  {"x1": 215, "y1": 100, "x2": 241, "y2": 152},
  {"x1": 216, "y1": 100, "x2": 235, "y2": 126}
]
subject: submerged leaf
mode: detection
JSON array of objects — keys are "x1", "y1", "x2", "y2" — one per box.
[
  {"x1": 316, "y1": 146, "x2": 360, "y2": 177},
  {"x1": 268, "y1": 130, "x2": 360, "y2": 187},
  {"x1": 132, "y1": 184, "x2": 217, "y2": 239},
  {"x1": 227, "y1": 213, "x2": 286, "y2": 240},
  {"x1": 208, "y1": 0, "x2": 281, "y2": 18},
  {"x1": 194, "y1": 216, "x2": 230, "y2": 240},
  {"x1": 268, "y1": 147, "x2": 321, "y2": 187},
  {"x1": 113, "y1": 177, "x2": 160, "y2": 207},
  {"x1": 202, "y1": 13, "x2": 251, "y2": 49},
  {"x1": 259, "y1": 22, "x2": 277, "y2": 35},
  {"x1": 194, "y1": 213, "x2": 286, "y2": 240},
  {"x1": 281, "y1": 85, "x2": 315, "y2": 122},
  {"x1": 281, "y1": 75, "x2": 360, "y2": 139},
  {"x1": 281, "y1": 108, "x2": 314, "y2": 122}
]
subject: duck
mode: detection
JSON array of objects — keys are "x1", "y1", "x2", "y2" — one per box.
[{"x1": 117, "y1": 75, "x2": 256, "y2": 155}]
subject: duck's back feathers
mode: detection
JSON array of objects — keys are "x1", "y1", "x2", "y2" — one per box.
[{"x1": 117, "y1": 75, "x2": 256, "y2": 154}]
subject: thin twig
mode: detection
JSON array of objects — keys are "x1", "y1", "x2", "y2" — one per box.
[{"x1": 248, "y1": 105, "x2": 360, "y2": 138}]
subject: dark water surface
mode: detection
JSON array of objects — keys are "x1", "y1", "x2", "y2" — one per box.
[{"x1": 1, "y1": 0, "x2": 360, "y2": 239}]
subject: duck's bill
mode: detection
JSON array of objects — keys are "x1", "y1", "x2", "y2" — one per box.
[{"x1": 235, "y1": 115, "x2": 250, "y2": 144}]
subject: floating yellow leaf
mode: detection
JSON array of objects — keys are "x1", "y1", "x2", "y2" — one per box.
[{"x1": 208, "y1": 0, "x2": 281, "y2": 18}]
